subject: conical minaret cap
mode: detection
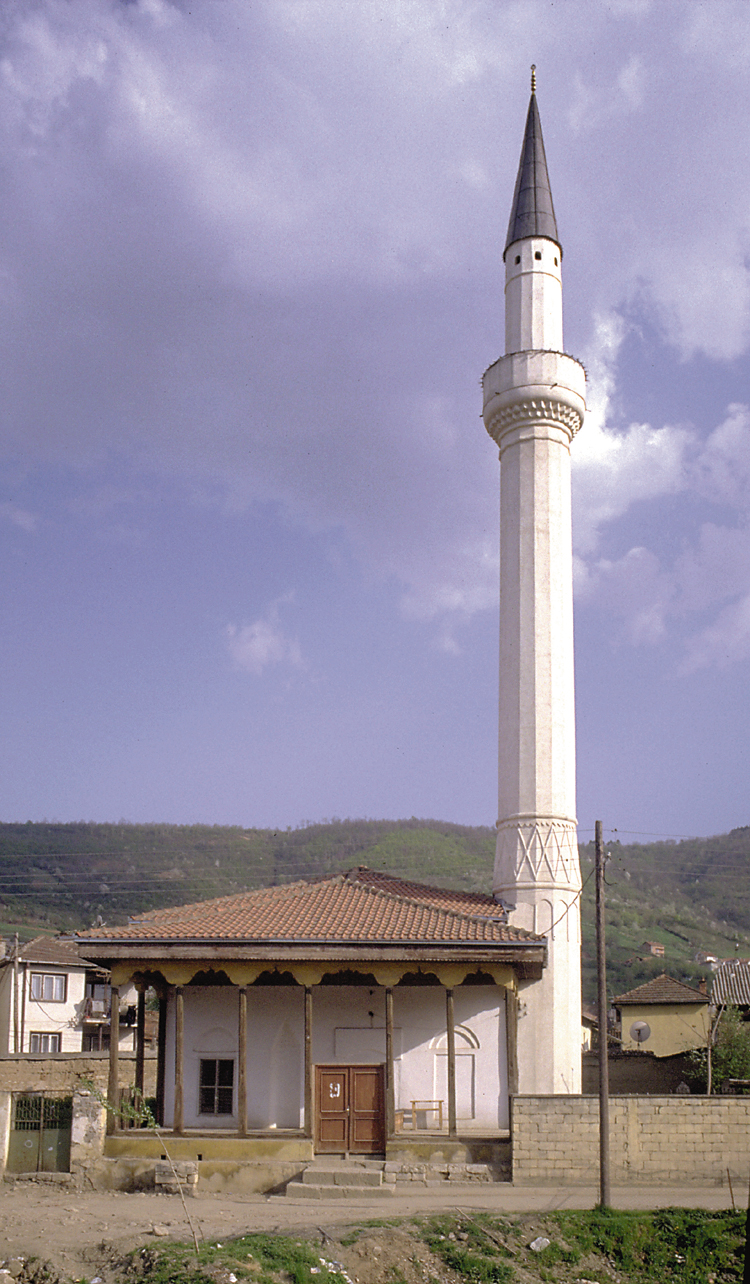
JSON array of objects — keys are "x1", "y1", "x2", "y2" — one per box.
[{"x1": 504, "y1": 91, "x2": 560, "y2": 257}]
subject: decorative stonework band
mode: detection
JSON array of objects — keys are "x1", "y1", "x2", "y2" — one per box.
[
  {"x1": 494, "y1": 815, "x2": 581, "y2": 893},
  {"x1": 486, "y1": 398, "x2": 583, "y2": 446}
]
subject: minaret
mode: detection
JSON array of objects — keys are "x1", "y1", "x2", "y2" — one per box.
[{"x1": 482, "y1": 70, "x2": 585, "y2": 1093}]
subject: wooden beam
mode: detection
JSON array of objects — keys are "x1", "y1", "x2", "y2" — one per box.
[
  {"x1": 174, "y1": 986, "x2": 184, "y2": 1135},
  {"x1": 238, "y1": 986, "x2": 248, "y2": 1137},
  {"x1": 156, "y1": 995, "x2": 167, "y2": 1126},
  {"x1": 505, "y1": 987, "x2": 519, "y2": 1096},
  {"x1": 304, "y1": 986, "x2": 313, "y2": 1139},
  {"x1": 107, "y1": 985, "x2": 120, "y2": 1135},
  {"x1": 446, "y1": 987, "x2": 457, "y2": 1137},
  {"x1": 385, "y1": 987, "x2": 394, "y2": 1137},
  {"x1": 135, "y1": 988, "x2": 146, "y2": 1097}
]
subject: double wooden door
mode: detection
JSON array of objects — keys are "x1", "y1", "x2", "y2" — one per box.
[{"x1": 315, "y1": 1065, "x2": 385, "y2": 1154}]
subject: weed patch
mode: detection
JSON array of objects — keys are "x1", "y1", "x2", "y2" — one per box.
[
  {"x1": 419, "y1": 1216, "x2": 513, "y2": 1284},
  {"x1": 552, "y1": 1207, "x2": 745, "y2": 1283},
  {"x1": 125, "y1": 1232, "x2": 351, "y2": 1284}
]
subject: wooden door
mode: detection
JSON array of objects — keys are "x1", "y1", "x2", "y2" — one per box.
[{"x1": 315, "y1": 1065, "x2": 385, "y2": 1154}]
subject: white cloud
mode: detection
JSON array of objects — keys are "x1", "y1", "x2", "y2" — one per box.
[
  {"x1": 226, "y1": 600, "x2": 303, "y2": 676},
  {"x1": 681, "y1": 594, "x2": 750, "y2": 673},
  {"x1": 0, "y1": 500, "x2": 37, "y2": 532},
  {"x1": 575, "y1": 546, "x2": 673, "y2": 645},
  {"x1": 573, "y1": 314, "x2": 691, "y2": 554},
  {"x1": 691, "y1": 403, "x2": 750, "y2": 510},
  {"x1": 2, "y1": 0, "x2": 750, "y2": 645},
  {"x1": 572, "y1": 320, "x2": 750, "y2": 669}
]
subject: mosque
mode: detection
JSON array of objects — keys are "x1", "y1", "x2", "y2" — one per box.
[{"x1": 78, "y1": 76, "x2": 585, "y2": 1184}]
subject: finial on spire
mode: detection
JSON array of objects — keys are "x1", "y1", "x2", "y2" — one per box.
[{"x1": 530, "y1": 64, "x2": 536, "y2": 94}]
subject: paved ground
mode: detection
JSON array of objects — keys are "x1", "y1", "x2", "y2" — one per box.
[{"x1": 0, "y1": 1178, "x2": 741, "y2": 1278}]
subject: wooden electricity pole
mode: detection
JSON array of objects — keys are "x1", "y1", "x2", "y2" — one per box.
[{"x1": 595, "y1": 820, "x2": 610, "y2": 1208}]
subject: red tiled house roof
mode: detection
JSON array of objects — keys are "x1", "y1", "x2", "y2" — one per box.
[
  {"x1": 614, "y1": 974, "x2": 707, "y2": 1006},
  {"x1": 17, "y1": 935, "x2": 99, "y2": 969},
  {"x1": 77, "y1": 868, "x2": 542, "y2": 947},
  {"x1": 74, "y1": 870, "x2": 547, "y2": 983}
]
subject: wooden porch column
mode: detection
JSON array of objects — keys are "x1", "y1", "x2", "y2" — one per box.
[
  {"x1": 385, "y1": 987, "x2": 394, "y2": 1137},
  {"x1": 156, "y1": 994, "x2": 168, "y2": 1126},
  {"x1": 107, "y1": 986, "x2": 120, "y2": 1134},
  {"x1": 238, "y1": 986, "x2": 248, "y2": 1137},
  {"x1": 135, "y1": 987, "x2": 146, "y2": 1097},
  {"x1": 505, "y1": 987, "x2": 519, "y2": 1096},
  {"x1": 304, "y1": 986, "x2": 313, "y2": 1139},
  {"x1": 446, "y1": 987, "x2": 457, "y2": 1137},
  {"x1": 174, "y1": 986, "x2": 184, "y2": 1135}
]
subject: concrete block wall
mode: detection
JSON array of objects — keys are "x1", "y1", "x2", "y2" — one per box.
[{"x1": 512, "y1": 1094, "x2": 750, "y2": 1185}]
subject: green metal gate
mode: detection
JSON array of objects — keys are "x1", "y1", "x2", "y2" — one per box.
[{"x1": 7, "y1": 1095, "x2": 72, "y2": 1173}]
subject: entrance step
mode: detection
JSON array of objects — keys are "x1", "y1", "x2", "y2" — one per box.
[
  {"x1": 285, "y1": 1159, "x2": 395, "y2": 1200},
  {"x1": 285, "y1": 1157, "x2": 507, "y2": 1198}
]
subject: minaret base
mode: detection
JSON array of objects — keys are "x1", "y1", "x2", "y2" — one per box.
[{"x1": 495, "y1": 817, "x2": 582, "y2": 1094}]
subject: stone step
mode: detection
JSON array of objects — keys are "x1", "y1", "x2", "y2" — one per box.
[
  {"x1": 301, "y1": 1167, "x2": 384, "y2": 1187},
  {"x1": 285, "y1": 1180, "x2": 395, "y2": 1201}
]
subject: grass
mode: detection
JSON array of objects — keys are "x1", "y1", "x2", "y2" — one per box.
[
  {"x1": 117, "y1": 1209, "x2": 746, "y2": 1284},
  {"x1": 419, "y1": 1215, "x2": 514, "y2": 1284},
  {"x1": 126, "y1": 1232, "x2": 351, "y2": 1284},
  {"x1": 552, "y1": 1207, "x2": 746, "y2": 1283}
]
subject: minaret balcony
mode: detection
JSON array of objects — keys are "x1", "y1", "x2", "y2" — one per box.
[{"x1": 482, "y1": 350, "x2": 586, "y2": 449}]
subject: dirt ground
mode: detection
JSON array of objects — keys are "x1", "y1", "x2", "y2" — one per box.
[{"x1": 0, "y1": 1180, "x2": 738, "y2": 1283}]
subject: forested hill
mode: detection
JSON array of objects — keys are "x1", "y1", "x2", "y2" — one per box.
[{"x1": 0, "y1": 818, "x2": 749, "y2": 1003}]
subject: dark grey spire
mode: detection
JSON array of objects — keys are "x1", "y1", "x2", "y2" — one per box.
[{"x1": 504, "y1": 91, "x2": 560, "y2": 256}]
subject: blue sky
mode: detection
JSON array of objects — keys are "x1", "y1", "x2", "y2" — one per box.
[{"x1": 1, "y1": 0, "x2": 749, "y2": 842}]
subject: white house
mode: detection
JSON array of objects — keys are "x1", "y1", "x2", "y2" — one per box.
[{"x1": 0, "y1": 936, "x2": 136, "y2": 1055}]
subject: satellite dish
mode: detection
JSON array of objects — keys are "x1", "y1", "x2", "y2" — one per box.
[{"x1": 630, "y1": 1020, "x2": 651, "y2": 1044}]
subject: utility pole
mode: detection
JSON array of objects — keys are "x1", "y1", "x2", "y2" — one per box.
[
  {"x1": 739, "y1": 1176, "x2": 744, "y2": 1284},
  {"x1": 595, "y1": 820, "x2": 610, "y2": 1207},
  {"x1": 12, "y1": 933, "x2": 19, "y2": 1054}
]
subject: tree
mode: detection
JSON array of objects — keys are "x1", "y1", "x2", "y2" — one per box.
[{"x1": 687, "y1": 1005, "x2": 750, "y2": 1093}]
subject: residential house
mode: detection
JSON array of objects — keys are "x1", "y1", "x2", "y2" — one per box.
[
  {"x1": 0, "y1": 936, "x2": 136, "y2": 1055},
  {"x1": 712, "y1": 959, "x2": 750, "y2": 1014},
  {"x1": 613, "y1": 974, "x2": 709, "y2": 1057}
]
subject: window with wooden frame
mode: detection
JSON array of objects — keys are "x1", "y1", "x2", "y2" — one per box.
[
  {"x1": 199, "y1": 1059, "x2": 234, "y2": 1115},
  {"x1": 29, "y1": 1032, "x2": 61, "y2": 1054},
  {"x1": 30, "y1": 973, "x2": 67, "y2": 1002}
]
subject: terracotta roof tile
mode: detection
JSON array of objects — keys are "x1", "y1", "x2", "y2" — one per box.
[
  {"x1": 614, "y1": 974, "x2": 707, "y2": 1006},
  {"x1": 16, "y1": 935, "x2": 96, "y2": 968},
  {"x1": 76, "y1": 868, "x2": 542, "y2": 946}
]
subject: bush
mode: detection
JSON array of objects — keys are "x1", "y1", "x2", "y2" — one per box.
[{"x1": 686, "y1": 1005, "x2": 750, "y2": 1091}]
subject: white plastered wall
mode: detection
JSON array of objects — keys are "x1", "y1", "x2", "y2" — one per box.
[
  {"x1": 163, "y1": 984, "x2": 508, "y2": 1133},
  {"x1": 22, "y1": 967, "x2": 87, "y2": 1053}
]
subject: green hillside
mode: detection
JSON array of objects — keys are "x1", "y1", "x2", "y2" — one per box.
[{"x1": 0, "y1": 819, "x2": 748, "y2": 1002}]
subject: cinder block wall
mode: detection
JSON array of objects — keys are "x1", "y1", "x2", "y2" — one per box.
[{"x1": 512, "y1": 1095, "x2": 750, "y2": 1185}]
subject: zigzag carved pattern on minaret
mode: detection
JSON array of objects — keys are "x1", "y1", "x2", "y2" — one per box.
[{"x1": 496, "y1": 818, "x2": 581, "y2": 890}]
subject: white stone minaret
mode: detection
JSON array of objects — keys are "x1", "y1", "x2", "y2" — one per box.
[{"x1": 482, "y1": 74, "x2": 585, "y2": 1093}]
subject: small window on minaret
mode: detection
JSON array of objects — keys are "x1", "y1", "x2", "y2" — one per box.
[
  {"x1": 554, "y1": 257, "x2": 558, "y2": 265},
  {"x1": 534, "y1": 251, "x2": 542, "y2": 260},
  {"x1": 515, "y1": 255, "x2": 521, "y2": 265}
]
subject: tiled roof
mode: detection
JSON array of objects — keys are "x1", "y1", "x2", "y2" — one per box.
[
  {"x1": 76, "y1": 868, "x2": 542, "y2": 946},
  {"x1": 614, "y1": 974, "x2": 707, "y2": 1006},
  {"x1": 17, "y1": 935, "x2": 95, "y2": 968},
  {"x1": 712, "y1": 959, "x2": 750, "y2": 1007}
]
